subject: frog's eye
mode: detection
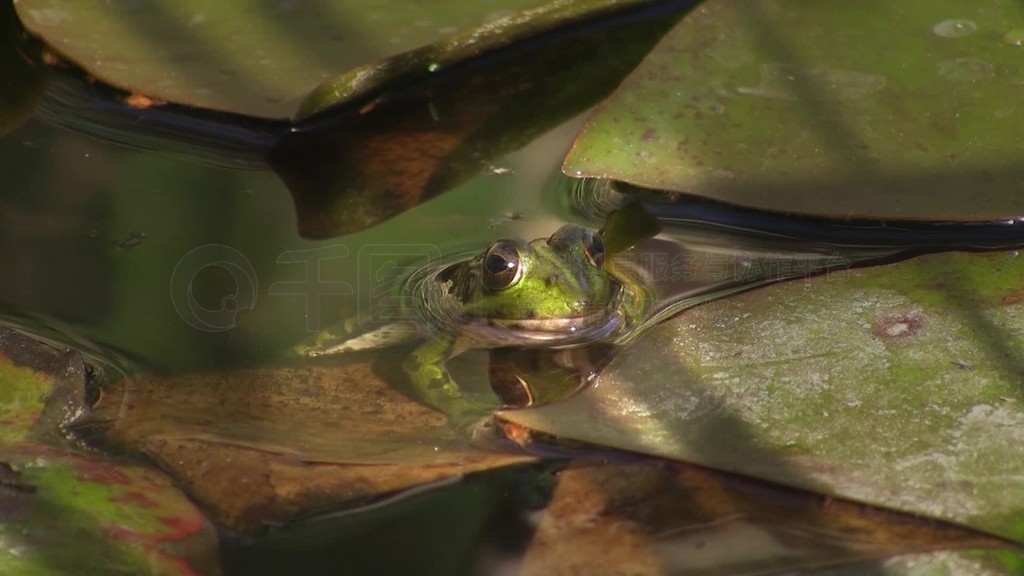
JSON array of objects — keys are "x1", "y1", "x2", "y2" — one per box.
[
  {"x1": 581, "y1": 230, "x2": 605, "y2": 268},
  {"x1": 483, "y1": 241, "x2": 523, "y2": 290}
]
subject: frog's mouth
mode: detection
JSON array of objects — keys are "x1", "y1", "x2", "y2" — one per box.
[
  {"x1": 411, "y1": 256, "x2": 630, "y2": 348},
  {"x1": 462, "y1": 283, "x2": 626, "y2": 348},
  {"x1": 484, "y1": 286, "x2": 622, "y2": 330}
]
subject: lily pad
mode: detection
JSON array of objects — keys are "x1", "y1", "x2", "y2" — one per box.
[
  {"x1": 270, "y1": 2, "x2": 687, "y2": 237},
  {"x1": 0, "y1": 326, "x2": 220, "y2": 575},
  {"x1": 519, "y1": 460, "x2": 1016, "y2": 575},
  {"x1": 82, "y1": 353, "x2": 535, "y2": 531},
  {"x1": 14, "y1": 0, "x2": 563, "y2": 119},
  {"x1": 295, "y1": 0, "x2": 690, "y2": 119},
  {"x1": 500, "y1": 248, "x2": 1024, "y2": 542},
  {"x1": 565, "y1": 0, "x2": 1024, "y2": 220}
]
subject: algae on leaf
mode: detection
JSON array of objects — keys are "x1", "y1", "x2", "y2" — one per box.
[{"x1": 0, "y1": 326, "x2": 220, "y2": 575}]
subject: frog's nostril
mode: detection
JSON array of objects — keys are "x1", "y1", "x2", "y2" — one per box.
[{"x1": 546, "y1": 273, "x2": 560, "y2": 286}]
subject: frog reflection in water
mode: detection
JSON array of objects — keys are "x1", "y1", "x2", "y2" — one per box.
[{"x1": 298, "y1": 225, "x2": 649, "y2": 425}]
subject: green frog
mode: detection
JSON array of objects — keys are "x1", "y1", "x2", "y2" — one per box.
[{"x1": 295, "y1": 224, "x2": 652, "y2": 426}]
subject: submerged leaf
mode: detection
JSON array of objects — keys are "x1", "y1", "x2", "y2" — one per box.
[
  {"x1": 82, "y1": 355, "x2": 535, "y2": 531},
  {"x1": 519, "y1": 460, "x2": 1014, "y2": 576}
]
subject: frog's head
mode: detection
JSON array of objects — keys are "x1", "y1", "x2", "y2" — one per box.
[{"x1": 439, "y1": 225, "x2": 623, "y2": 345}]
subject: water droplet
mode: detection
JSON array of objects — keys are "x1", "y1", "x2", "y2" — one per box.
[
  {"x1": 933, "y1": 19, "x2": 977, "y2": 38},
  {"x1": 1002, "y1": 29, "x2": 1024, "y2": 46}
]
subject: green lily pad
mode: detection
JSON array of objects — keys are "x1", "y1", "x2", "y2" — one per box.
[
  {"x1": 565, "y1": 0, "x2": 1024, "y2": 220},
  {"x1": 270, "y1": 2, "x2": 686, "y2": 237},
  {"x1": 499, "y1": 248, "x2": 1024, "y2": 542},
  {"x1": 14, "y1": 0, "x2": 565, "y2": 119},
  {"x1": 0, "y1": 327, "x2": 219, "y2": 575},
  {"x1": 4, "y1": 448, "x2": 221, "y2": 576},
  {"x1": 296, "y1": 0, "x2": 682, "y2": 119}
]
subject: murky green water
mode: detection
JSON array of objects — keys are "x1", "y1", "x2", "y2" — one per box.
[
  {"x1": 5, "y1": 3, "x2": 1024, "y2": 573},
  {"x1": 0, "y1": 112, "x2": 586, "y2": 373}
]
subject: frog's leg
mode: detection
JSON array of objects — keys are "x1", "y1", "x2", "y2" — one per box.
[{"x1": 403, "y1": 337, "x2": 493, "y2": 425}]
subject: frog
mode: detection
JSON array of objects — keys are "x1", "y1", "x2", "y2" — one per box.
[{"x1": 295, "y1": 223, "x2": 652, "y2": 427}]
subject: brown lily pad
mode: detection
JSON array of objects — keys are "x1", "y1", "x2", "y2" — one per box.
[
  {"x1": 81, "y1": 354, "x2": 535, "y2": 532},
  {"x1": 520, "y1": 460, "x2": 1016, "y2": 575}
]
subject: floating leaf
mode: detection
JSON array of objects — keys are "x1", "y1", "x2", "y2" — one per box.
[
  {"x1": 296, "y1": 0, "x2": 692, "y2": 119},
  {"x1": 500, "y1": 249, "x2": 1024, "y2": 541},
  {"x1": 565, "y1": 0, "x2": 1024, "y2": 220},
  {"x1": 15, "y1": 0, "x2": 564, "y2": 119},
  {"x1": 0, "y1": 327, "x2": 219, "y2": 575},
  {"x1": 270, "y1": 2, "x2": 689, "y2": 237}
]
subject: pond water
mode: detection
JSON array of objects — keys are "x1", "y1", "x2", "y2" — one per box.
[
  {"x1": 0, "y1": 111, "x2": 577, "y2": 373},
  {"x1": 4, "y1": 3, "x2": 1024, "y2": 575},
  {"x1": 4, "y1": 98, "x2": 1018, "y2": 576},
  {"x1": 0, "y1": 92, "x2": 572, "y2": 574}
]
